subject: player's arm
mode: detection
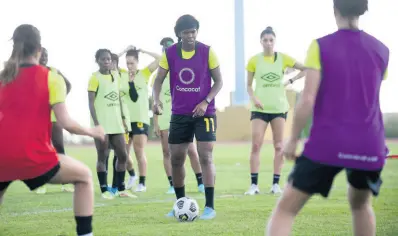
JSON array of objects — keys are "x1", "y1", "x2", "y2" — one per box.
[
  {"x1": 87, "y1": 75, "x2": 100, "y2": 126},
  {"x1": 128, "y1": 81, "x2": 139, "y2": 102},
  {"x1": 57, "y1": 70, "x2": 72, "y2": 94},
  {"x1": 284, "y1": 54, "x2": 307, "y2": 85},
  {"x1": 140, "y1": 49, "x2": 161, "y2": 73},
  {"x1": 153, "y1": 53, "x2": 169, "y2": 104},
  {"x1": 246, "y1": 56, "x2": 256, "y2": 100},
  {"x1": 206, "y1": 48, "x2": 223, "y2": 102},
  {"x1": 290, "y1": 40, "x2": 321, "y2": 141}
]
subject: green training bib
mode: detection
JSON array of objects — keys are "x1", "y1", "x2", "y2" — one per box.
[
  {"x1": 127, "y1": 70, "x2": 150, "y2": 124},
  {"x1": 118, "y1": 71, "x2": 132, "y2": 131},
  {"x1": 158, "y1": 74, "x2": 171, "y2": 130},
  {"x1": 251, "y1": 52, "x2": 289, "y2": 114},
  {"x1": 90, "y1": 71, "x2": 125, "y2": 134}
]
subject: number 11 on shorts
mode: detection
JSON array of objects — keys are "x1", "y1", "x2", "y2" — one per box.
[{"x1": 204, "y1": 118, "x2": 215, "y2": 132}]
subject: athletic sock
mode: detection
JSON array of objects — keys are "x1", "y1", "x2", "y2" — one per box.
[
  {"x1": 128, "y1": 169, "x2": 136, "y2": 177},
  {"x1": 112, "y1": 155, "x2": 118, "y2": 188},
  {"x1": 97, "y1": 171, "x2": 108, "y2": 193},
  {"x1": 195, "y1": 173, "x2": 203, "y2": 186},
  {"x1": 174, "y1": 186, "x2": 185, "y2": 199},
  {"x1": 204, "y1": 187, "x2": 215, "y2": 209},
  {"x1": 251, "y1": 173, "x2": 258, "y2": 185},
  {"x1": 117, "y1": 171, "x2": 126, "y2": 191},
  {"x1": 273, "y1": 174, "x2": 280, "y2": 185},
  {"x1": 139, "y1": 176, "x2": 146, "y2": 186},
  {"x1": 75, "y1": 216, "x2": 92, "y2": 236},
  {"x1": 167, "y1": 176, "x2": 173, "y2": 186}
]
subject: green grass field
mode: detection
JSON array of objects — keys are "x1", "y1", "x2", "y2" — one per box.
[{"x1": 1, "y1": 142, "x2": 398, "y2": 236}]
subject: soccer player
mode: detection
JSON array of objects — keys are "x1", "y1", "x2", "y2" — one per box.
[
  {"x1": 35, "y1": 47, "x2": 74, "y2": 194},
  {"x1": 117, "y1": 46, "x2": 160, "y2": 192},
  {"x1": 88, "y1": 49, "x2": 136, "y2": 199},
  {"x1": 266, "y1": 0, "x2": 388, "y2": 235},
  {"x1": 0, "y1": 24, "x2": 104, "y2": 236},
  {"x1": 152, "y1": 14, "x2": 223, "y2": 220},
  {"x1": 245, "y1": 27, "x2": 306, "y2": 195},
  {"x1": 154, "y1": 37, "x2": 204, "y2": 194},
  {"x1": 107, "y1": 53, "x2": 139, "y2": 194}
]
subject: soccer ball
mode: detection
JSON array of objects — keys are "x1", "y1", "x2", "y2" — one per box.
[{"x1": 173, "y1": 197, "x2": 199, "y2": 222}]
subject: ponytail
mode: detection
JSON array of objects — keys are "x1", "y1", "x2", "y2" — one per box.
[{"x1": 0, "y1": 42, "x2": 23, "y2": 85}]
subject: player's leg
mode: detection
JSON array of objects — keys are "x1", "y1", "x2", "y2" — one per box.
[
  {"x1": 160, "y1": 129, "x2": 174, "y2": 194},
  {"x1": 132, "y1": 127, "x2": 148, "y2": 192},
  {"x1": 245, "y1": 112, "x2": 268, "y2": 195},
  {"x1": 94, "y1": 135, "x2": 113, "y2": 199},
  {"x1": 266, "y1": 155, "x2": 342, "y2": 235},
  {"x1": 269, "y1": 114, "x2": 287, "y2": 194},
  {"x1": 52, "y1": 121, "x2": 74, "y2": 193},
  {"x1": 109, "y1": 134, "x2": 136, "y2": 198},
  {"x1": 166, "y1": 115, "x2": 193, "y2": 217},
  {"x1": 36, "y1": 155, "x2": 94, "y2": 236},
  {"x1": 0, "y1": 182, "x2": 12, "y2": 205},
  {"x1": 125, "y1": 135, "x2": 137, "y2": 190},
  {"x1": 187, "y1": 142, "x2": 204, "y2": 193},
  {"x1": 195, "y1": 115, "x2": 217, "y2": 220},
  {"x1": 347, "y1": 169, "x2": 382, "y2": 236}
]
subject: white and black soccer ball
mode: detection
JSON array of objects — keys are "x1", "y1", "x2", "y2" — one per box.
[{"x1": 173, "y1": 197, "x2": 199, "y2": 222}]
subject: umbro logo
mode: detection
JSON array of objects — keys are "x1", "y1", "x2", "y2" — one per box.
[
  {"x1": 261, "y1": 72, "x2": 280, "y2": 82},
  {"x1": 104, "y1": 91, "x2": 119, "y2": 101}
]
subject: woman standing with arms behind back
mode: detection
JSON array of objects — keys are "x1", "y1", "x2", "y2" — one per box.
[
  {"x1": 245, "y1": 27, "x2": 306, "y2": 195},
  {"x1": 267, "y1": 0, "x2": 389, "y2": 235},
  {"x1": 0, "y1": 24, "x2": 104, "y2": 236}
]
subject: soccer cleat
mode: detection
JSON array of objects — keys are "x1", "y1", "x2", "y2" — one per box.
[
  {"x1": 166, "y1": 209, "x2": 175, "y2": 218},
  {"x1": 166, "y1": 186, "x2": 175, "y2": 194},
  {"x1": 270, "y1": 184, "x2": 282, "y2": 194},
  {"x1": 244, "y1": 184, "x2": 260, "y2": 195},
  {"x1": 115, "y1": 190, "x2": 137, "y2": 198},
  {"x1": 135, "y1": 183, "x2": 147, "y2": 192},
  {"x1": 101, "y1": 191, "x2": 115, "y2": 200},
  {"x1": 198, "y1": 184, "x2": 205, "y2": 193},
  {"x1": 199, "y1": 207, "x2": 216, "y2": 220},
  {"x1": 126, "y1": 176, "x2": 137, "y2": 190},
  {"x1": 110, "y1": 187, "x2": 118, "y2": 194},
  {"x1": 61, "y1": 185, "x2": 74, "y2": 193},
  {"x1": 35, "y1": 186, "x2": 47, "y2": 194}
]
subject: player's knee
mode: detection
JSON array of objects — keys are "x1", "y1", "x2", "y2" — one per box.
[
  {"x1": 171, "y1": 154, "x2": 185, "y2": 167},
  {"x1": 251, "y1": 142, "x2": 262, "y2": 153},
  {"x1": 163, "y1": 150, "x2": 171, "y2": 160},
  {"x1": 198, "y1": 150, "x2": 213, "y2": 166},
  {"x1": 274, "y1": 142, "x2": 283, "y2": 153}
]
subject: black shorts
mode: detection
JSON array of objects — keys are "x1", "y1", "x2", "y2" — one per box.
[
  {"x1": 250, "y1": 111, "x2": 287, "y2": 123},
  {"x1": 129, "y1": 122, "x2": 149, "y2": 137},
  {"x1": 168, "y1": 114, "x2": 217, "y2": 144},
  {"x1": 288, "y1": 155, "x2": 383, "y2": 198},
  {"x1": 0, "y1": 163, "x2": 61, "y2": 191}
]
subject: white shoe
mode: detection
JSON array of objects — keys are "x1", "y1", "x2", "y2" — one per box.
[
  {"x1": 244, "y1": 184, "x2": 260, "y2": 195},
  {"x1": 135, "y1": 183, "x2": 147, "y2": 192},
  {"x1": 270, "y1": 184, "x2": 282, "y2": 194},
  {"x1": 35, "y1": 186, "x2": 47, "y2": 194},
  {"x1": 126, "y1": 176, "x2": 137, "y2": 190}
]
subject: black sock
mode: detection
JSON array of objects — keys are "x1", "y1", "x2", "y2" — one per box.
[
  {"x1": 139, "y1": 176, "x2": 146, "y2": 186},
  {"x1": 205, "y1": 187, "x2": 215, "y2": 209},
  {"x1": 128, "y1": 169, "x2": 136, "y2": 177},
  {"x1": 75, "y1": 215, "x2": 92, "y2": 236},
  {"x1": 97, "y1": 171, "x2": 108, "y2": 193},
  {"x1": 251, "y1": 173, "x2": 258, "y2": 185},
  {"x1": 117, "y1": 171, "x2": 126, "y2": 191},
  {"x1": 195, "y1": 173, "x2": 203, "y2": 186},
  {"x1": 273, "y1": 174, "x2": 280, "y2": 185},
  {"x1": 167, "y1": 176, "x2": 173, "y2": 186},
  {"x1": 174, "y1": 186, "x2": 185, "y2": 199},
  {"x1": 112, "y1": 155, "x2": 118, "y2": 188}
]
